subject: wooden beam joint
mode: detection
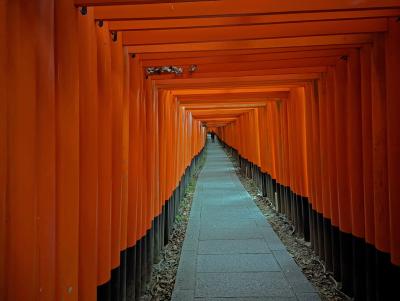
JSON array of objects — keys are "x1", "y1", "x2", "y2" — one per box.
[{"x1": 80, "y1": 6, "x2": 88, "y2": 15}]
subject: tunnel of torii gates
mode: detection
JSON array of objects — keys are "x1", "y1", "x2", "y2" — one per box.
[{"x1": 1, "y1": 0, "x2": 400, "y2": 301}]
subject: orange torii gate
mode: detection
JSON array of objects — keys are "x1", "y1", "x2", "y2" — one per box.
[{"x1": 1, "y1": 1, "x2": 400, "y2": 301}]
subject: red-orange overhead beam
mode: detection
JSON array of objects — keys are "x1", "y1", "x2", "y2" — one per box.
[
  {"x1": 169, "y1": 87, "x2": 292, "y2": 96},
  {"x1": 198, "y1": 117, "x2": 237, "y2": 120},
  {"x1": 139, "y1": 45, "x2": 365, "y2": 60},
  {"x1": 191, "y1": 111, "x2": 253, "y2": 118},
  {"x1": 178, "y1": 92, "x2": 290, "y2": 102},
  {"x1": 191, "y1": 107, "x2": 254, "y2": 113},
  {"x1": 108, "y1": 9, "x2": 400, "y2": 31},
  {"x1": 141, "y1": 49, "x2": 352, "y2": 67},
  {"x1": 191, "y1": 115, "x2": 253, "y2": 120},
  {"x1": 156, "y1": 57, "x2": 339, "y2": 74},
  {"x1": 202, "y1": 121, "x2": 236, "y2": 124},
  {"x1": 187, "y1": 103, "x2": 266, "y2": 109},
  {"x1": 191, "y1": 109, "x2": 253, "y2": 120},
  {"x1": 126, "y1": 34, "x2": 372, "y2": 53},
  {"x1": 201, "y1": 122, "x2": 235, "y2": 126},
  {"x1": 193, "y1": 115, "x2": 242, "y2": 119},
  {"x1": 204, "y1": 120, "x2": 233, "y2": 122},
  {"x1": 161, "y1": 82, "x2": 305, "y2": 91},
  {"x1": 192, "y1": 115, "x2": 244, "y2": 120},
  {"x1": 122, "y1": 19, "x2": 386, "y2": 45},
  {"x1": 179, "y1": 100, "x2": 282, "y2": 107},
  {"x1": 152, "y1": 70, "x2": 324, "y2": 84},
  {"x1": 75, "y1": 0, "x2": 216, "y2": 6},
  {"x1": 154, "y1": 69, "x2": 325, "y2": 88},
  {"x1": 182, "y1": 103, "x2": 267, "y2": 109},
  {"x1": 94, "y1": 0, "x2": 400, "y2": 20}
]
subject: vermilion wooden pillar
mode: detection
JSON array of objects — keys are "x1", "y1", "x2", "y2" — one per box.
[
  {"x1": 96, "y1": 20, "x2": 113, "y2": 299},
  {"x1": 370, "y1": 33, "x2": 390, "y2": 301},
  {"x1": 282, "y1": 99, "x2": 296, "y2": 219},
  {"x1": 384, "y1": 17, "x2": 400, "y2": 297},
  {"x1": 334, "y1": 58, "x2": 353, "y2": 296},
  {"x1": 158, "y1": 90, "x2": 167, "y2": 213},
  {"x1": 136, "y1": 67, "x2": 145, "y2": 297},
  {"x1": 151, "y1": 80, "x2": 160, "y2": 226},
  {"x1": 386, "y1": 16, "x2": 400, "y2": 266},
  {"x1": 6, "y1": 1, "x2": 39, "y2": 300},
  {"x1": 303, "y1": 86, "x2": 315, "y2": 249},
  {"x1": 281, "y1": 101, "x2": 290, "y2": 214},
  {"x1": 128, "y1": 56, "x2": 141, "y2": 250},
  {"x1": 346, "y1": 49, "x2": 365, "y2": 300},
  {"x1": 318, "y1": 74, "x2": 333, "y2": 271},
  {"x1": 304, "y1": 83, "x2": 315, "y2": 245},
  {"x1": 55, "y1": 0, "x2": 80, "y2": 300},
  {"x1": 120, "y1": 47, "x2": 130, "y2": 300},
  {"x1": 0, "y1": 0, "x2": 6, "y2": 298},
  {"x1": 138, "y1": 84, "x2": 145, "y2": 240},
  {"x1": 78, "y1": 8, "x2": 99, "y2": 301},
  {"x1": 145, "y1": 79, "x2": 156, "y2": 232},
  {"x1": 258, "y1": 106, "x2": 268, "y2": 196},
  {"x1": 310, "y1": 84, "x2": 324, "y2": 259},
  {"x1": 37, "y1": 1, "x2": 57, "y2": 301},
  {"x1": 298, "y1": 86, "x2": 308, "y2": 240},
  {"x1": 126, "y1": 56, "x2": 141, "y2": 300},
  {"x1": 276, "y1": 102, "x2": 286, "y2": 213},
  {"x1": 110, "y1": 28, "x2": 124, "y2": 300},
  {"x1": 291, "y1": 91, "x2": 298, "y2": 233},
  {"x1": 360, "y1": 43, "x2": 375, "y2": 301},
  {"x1": 283, "y1": 101, "x2": 292, "y2": 216},
  {"x1": 326, "y1": 67, "x2": 341, "y2": 280}
]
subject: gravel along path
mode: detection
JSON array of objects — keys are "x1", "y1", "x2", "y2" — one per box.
[
  {"x1": 225, "y1": 150, "x2": 349, "y2": 301},
  {"x1": 140, "y1": 152, "x2": 206, "y2": 301}
]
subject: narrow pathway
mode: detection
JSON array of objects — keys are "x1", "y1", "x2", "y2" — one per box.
[{"x1": 172, "y1": 140, "x2": 321, "y2": 301}]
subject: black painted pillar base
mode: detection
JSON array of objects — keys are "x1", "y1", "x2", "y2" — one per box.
[
  {"x1": 352, "y1": 236, "x2": 366, "y2": 301},
  {"x1": 277, "y1": 184, "x2": 284, "y2": 213},
  {"x1": 134, "y1": 238, "x2": 142, "y2": 299},
  {"x1": 339, "y1": 231, "x2": 353, "y2": 297},
  {"x1": 153, "y1": 215, "x2": 160, "y2": 263},
  {"x1": 323, "y1": 218, "x2": 333, "y2": 272},
  {"x1": 312, "y1": 209, "x2": 319, "y2": 255},
  {"x1": 287, "y1": 189, "x2": 293, "y2": 223},
  {"x1": 261, "y1": 173, "x2": 267, "y2": 197},
  {"x1": 120, "y1": 251, "x2": 127, "y2": 301},
  {"x1": 365, "y1": 243, "x2": 376, "y2": 301},
  {"x1": 295, "y1": 194, "x2": 303, "y2": 238},
  {"x1": 164, "y1": 202, "x2": 169, "y2": 246},
  {"x1": 302, "y1": 197, "x2": 310, "y2": 242},
  {"x1": 284, "y1": 186, "x2": 290, "y2": 216},
  {"x1": 375, "y1": 249, "x2": 399, "y2": 301},
  {"x1": 111, "y1": 264, "x2": 121, "y2": 301},
  {"x1": 317, "y1": 212, "x2": 325, "y2": 261},
  {"x1": 126, "y1": 245, "x2": 136, "y2": 300},
  {"x1": 308, "y1": 204, "x2": 314, "y2": 250},
  {"x1": 97, "y1": 281, "x2": 111, "y2": 301},
  {"x1": 331, "y1": 225, "x2": 341, "y2": 281},
  {"x1": 146, "y1": 227, "x2": 154, "y2": 284}
]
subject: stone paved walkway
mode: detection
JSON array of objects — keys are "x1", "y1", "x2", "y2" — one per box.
[{"x1": 172, "y1": 140, "x2": 321, "y2": 301}]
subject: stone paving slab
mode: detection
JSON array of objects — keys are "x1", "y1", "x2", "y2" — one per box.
[
  {"x1": 195, "y1": 272, "x2": 295, "y2": 298},
  {"x1": 194, "y1": 297, "x2": 296, "y2": 301},
  {"x1": 199, "y1": 227, "x2": 264, "y2": 241},
  {"x1": 198, "y1": 239, "x2": 270, "y2": 255},
  {"x1": 197, "y1": 254, "x2": 281, "y2": 273},
  {"x1": 172, "y1": 140, "x2": 320, "y2": 301}
]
